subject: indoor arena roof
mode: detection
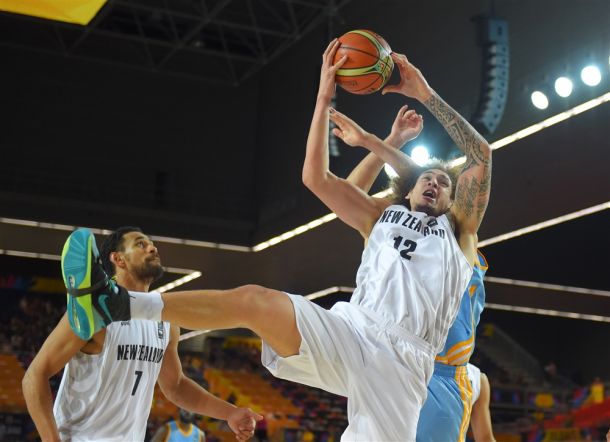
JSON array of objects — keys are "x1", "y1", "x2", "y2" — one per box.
[{"x1": 1, "y1": 0, "x2": 609, "y2": 321}]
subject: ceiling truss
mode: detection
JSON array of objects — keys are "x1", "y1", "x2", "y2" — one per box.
[{"x1": 0, "y1": 0, "x2": 353, "y2": 84}]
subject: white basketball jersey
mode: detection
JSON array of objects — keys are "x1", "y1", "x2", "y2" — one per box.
[
  {"x1": 350, "y1": 205, "x2": 472, "y2": 353},
  {"x1": 54, "y1": 320, "x2": 171, "y2": 442},
  {"x1": 467, "y1": 363, "x2": 482, "y2": 403}
]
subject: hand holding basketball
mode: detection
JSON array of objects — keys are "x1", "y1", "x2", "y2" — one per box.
[
  {"x1": 388, "y1": 105, "x2": 424, "y2": 147},
  {"x1": 329, "y1": 108, "x2": 370, "y2": 148},
  {"x1": 318, "y1": 39, "x2": 348, "y2": 101},
  {"x1": 382, "y1": 53, "x2": 432, "y2": 102},
  {"x1": 333, "y1": 30, "x2": 394, "y2": 95}
]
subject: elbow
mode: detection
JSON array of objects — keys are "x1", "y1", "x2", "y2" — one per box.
[
  {"x1": 302, "y1": 171, "x2": 317, "y2": 190},
  {"x1": 482, "y1": 141, "x2": 492, "y2": 157},
  {"x1": 159, "y1": 384, "x2": 175, "y2": 403},
  {"x1": 302, "y1": 168, "x2": 327, "y2": 191},
  {"x1": 159, "y1": 379, "x2": 180, "y2": 404},
  {"x1": 21, "y1": 370, "x2": 30, "y2": 394},
  {"x1": 22, "y1": 368, "x2": 36, "y2": 401}
]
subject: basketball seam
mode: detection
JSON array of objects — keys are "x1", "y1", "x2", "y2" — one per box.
[
  {"x1": 337, "y1": 57, "x2": 392, "y2": 79},
  {"x1": 349, "y1": 30, "x2": 388, "y2": 54},
  {"x1": 353, "y1": 74, "x2": 383, "y2": 93},
  {"x1": 338, "y1": 46, "x2": 385, "y2": 62},
  {"x1": 336, "y1": 31, "x2": 393, "y2": 94}
]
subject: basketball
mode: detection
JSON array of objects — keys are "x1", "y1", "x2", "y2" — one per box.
[{"x1": 333, "y1": 30, "x2": 394, "y2": 95}]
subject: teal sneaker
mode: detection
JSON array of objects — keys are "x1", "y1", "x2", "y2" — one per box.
[{"x1": 61, "y1": 228, "x2": 130, "y2": 340}]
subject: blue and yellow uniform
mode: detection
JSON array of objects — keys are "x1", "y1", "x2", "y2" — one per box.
[
  {"x1": 416, "y1": 251, "x2": 488, "y2": 442},
  {"x1": 164, "y1": 420, "x2": 205, "y2": 442}
]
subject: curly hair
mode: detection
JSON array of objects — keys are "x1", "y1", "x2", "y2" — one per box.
[{"x1": 389, "y1": 159, "x2": 460, "y2": 207}]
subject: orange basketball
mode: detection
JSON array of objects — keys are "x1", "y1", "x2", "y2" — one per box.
[{"x1": 333, "y1": 30, "x2": 394, "y2": 95}]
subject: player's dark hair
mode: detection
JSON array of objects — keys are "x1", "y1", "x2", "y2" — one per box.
[
  {"x1": 100, "y1": 226, "x2": 142, "y2": 277},
  {"x1": 389, "y1": 159, "x2": 460, "y2": 208}
]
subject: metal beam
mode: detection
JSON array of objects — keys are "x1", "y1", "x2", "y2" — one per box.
[{"x1": 156, "y1": 0, "x2": 232, "y2": 68}]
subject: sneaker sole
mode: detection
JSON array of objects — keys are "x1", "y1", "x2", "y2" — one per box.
[{"x1": 62, "y1": 228, "x2": 97, "y2": 340}]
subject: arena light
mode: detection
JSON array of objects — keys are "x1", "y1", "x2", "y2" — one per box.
[
  {"x1": 155, "y1": 271, "x2": 202, "y2": 293},
  {"x1": 2, "y1": 93, "x2": 608, "y2": 254},
  {"x1": 0, "y1": 217, "x2": 250, "y2": 252},
  {"x1": 531, "y1": 91, "x2": 549, "y2": 109},
  {"x1": 581, "y1": 65, "x2": 602, "y2": 86},
  {"x1": 482, "y1": 91, "x2": 610, "y2": 151},
  {"x1": 252, "y1": 213, "x2": 338, "y2": 252},
  {"x1": 305, "y1": 286, "x2": 354, "y2": 301},
  {"x1": 478, "y1": 201, "x2": 610, "y2": 248},
  {"x1": 179, "y1": 329, "x2": 211, "y2": 341},
  {"x1": 304, "y1": 285, "x2": 610, "y2": 323},
  {"x1": 384, "y1": 164, "x2": 398, "y2": 179},
  {"x1": 0, "y1": 248, "x2": 200, "y2": 296},
  {"x1": 484, "y1": 303, "x2": 610, "y2": 323},
  {"x1": 484, "y1": 276, "x2": 610, "y2": 298},
  {"x1": 0, "y1": 249, "x2": 61, "y2": 260},
  {"x1": 411, "y1": 145, "x2": 430, "y2": 166},
  {"x1": 554, "y1": 77, "x2": 573, "y2": 97},
  {"x1": 385, "y1": 146, "x2": 431, "y2": 178}
]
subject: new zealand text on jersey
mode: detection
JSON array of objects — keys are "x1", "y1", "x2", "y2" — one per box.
[
  {"x1": 379, "y1": 208, "x2": 446, "y2": 239},
  {"x1": 117, "y1": 344, "x2": 164, "y2": 363}
]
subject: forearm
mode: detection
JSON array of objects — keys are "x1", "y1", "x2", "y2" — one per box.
[
  {"x1": 361, "y1": 134, "x2": 416, "y2": 179},
  {"x1": 346, "y1": 135, "x2": 404, "y2": 192},
  {"x1": 302, "y1": 96, "x2": 333, "y2": 187},
  {"x1": 346, "y1": 152, "x2": 383, "y2": 192},
  {"x1": 22, "y1": 372, "x2": 60, "y2": 442},
  {"x1": 423, "y1": 90, "x2": 491, "y2": 165},
  {"x1": 472, "y1": 421, "x2": 496, "y2": 442},
  {"x1": 169, "y1": 376, "x2": 237, "y2": 421}
]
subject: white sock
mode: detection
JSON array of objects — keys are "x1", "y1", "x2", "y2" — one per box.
[{"x1": 129, "y1": 290, "x2": 164, "y2": 321}]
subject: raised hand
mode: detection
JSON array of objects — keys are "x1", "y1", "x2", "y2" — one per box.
[
  {"x1": 227, "y1": 407, "x2": 263, "y2": 441},
  {"x1": 318, "y1": 39, "x2": 348, "y2": 101},
  {"x1": 329, "y1": 108, "x2": 370, "y2": 148},
  {"x1": 382, "y1": 53, "x2": 432, "y2": 102},
  {"x1": 388, "y1": 104, "x2": 424, "y2": 148}
]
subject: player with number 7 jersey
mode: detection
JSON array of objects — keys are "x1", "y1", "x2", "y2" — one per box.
[
  {"x1": 23, "y1": 227, "x2": 261, "y2": 442},
  {"x1": 53, "y1": 319, "x2": 171, "y2": 440}
]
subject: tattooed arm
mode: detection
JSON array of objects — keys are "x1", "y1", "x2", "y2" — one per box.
[
  {"x1": 423, "y1": 92, "x2": 491, "y2": 229},
  {"x1": 383, "y1": 52, "x2": 492, "y2": 264}
]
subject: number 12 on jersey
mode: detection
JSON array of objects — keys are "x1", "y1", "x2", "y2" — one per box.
[{"x1": 393, "y1": 236, "x2": 417, "y2": 260}]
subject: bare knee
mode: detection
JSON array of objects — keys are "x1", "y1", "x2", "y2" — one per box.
[
  {"x1": 232, "y1": 285, "x2": 283, "y2": 324},
  {"x1": 233, "y1": 285, "x2": 300, "y2": 357}
]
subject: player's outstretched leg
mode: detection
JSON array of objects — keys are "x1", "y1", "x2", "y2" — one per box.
[
  {"x1": 61, "y1": 228, "x2": 130, "y2": 340},
  {"x1": 60, "y1": 229, "x2": 300, "y2": 357}
]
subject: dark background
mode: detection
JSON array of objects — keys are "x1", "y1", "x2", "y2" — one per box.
[{"x1": 0, "y1": 0, "x2": 609, "y2": 381}]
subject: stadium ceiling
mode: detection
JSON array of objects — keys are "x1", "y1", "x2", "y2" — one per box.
[{"x1": 0, "y1": 0, "x2": 353, "y2": 85}]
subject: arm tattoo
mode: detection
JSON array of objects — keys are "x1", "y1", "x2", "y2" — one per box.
[
  {"x1": 424, "y1": 92, "x2": 492, "y2": 226},
  {"x1": 424, "y1": 93, "x2": 489, "y2": 167}
]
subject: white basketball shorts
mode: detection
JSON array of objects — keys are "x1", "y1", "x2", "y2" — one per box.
[{"x1": 262, "y1": 294, "x2": 435, "y2": 442}]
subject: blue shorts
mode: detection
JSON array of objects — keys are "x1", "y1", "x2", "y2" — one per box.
[{"x1": 416, "y1": 362, "x2": 473, "y2": 442}]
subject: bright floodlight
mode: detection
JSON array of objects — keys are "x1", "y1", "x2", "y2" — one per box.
[
  {"x1": 385, "y1": 145, "x2": 429, "y2": 177},
  {"x1": 411, "y1": 146, "x2": 430, "y2": 166},
  {"x1": 554, "y1": 77, "x2": 573, "y2": 97},
  {"x1": 581, "y1": 65, "x2": 601, "y2": 86},
  {"x1": 531, "y1": 91, "x2": 549, "y2": 109},
  {"x1": 384, "y1": 164, "x2": 398, "y2": 179}
]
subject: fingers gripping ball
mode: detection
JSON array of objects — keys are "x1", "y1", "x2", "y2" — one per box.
[{"x1": 333, "y1": 30, "x2": 394, "y2": 95}]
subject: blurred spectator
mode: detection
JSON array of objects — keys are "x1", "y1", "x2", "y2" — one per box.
[
  {"x1": 589, "y1": 377, "x2": 605, "y2": 404},
  {"x1": 151, "y1": 408, "x2": 205, "y2": 442}
]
